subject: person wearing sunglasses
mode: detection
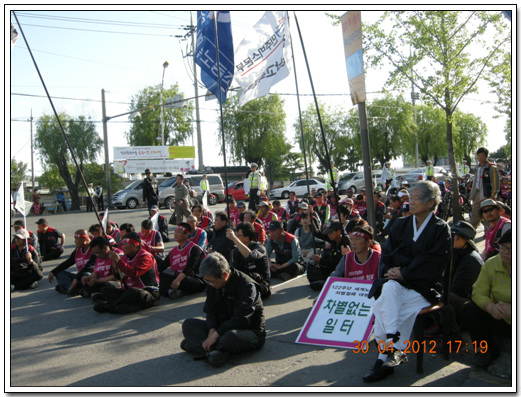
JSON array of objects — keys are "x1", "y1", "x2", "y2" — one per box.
[{"x1": 479, "y1": 199, "x2": 511, "y2": 261}]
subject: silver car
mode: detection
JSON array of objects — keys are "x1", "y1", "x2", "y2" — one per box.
[
  {"x1": 269, "y1": 178, "x2": 327, "y2": 199},
  {"x1": 338, "y1": 171, "x2": 382, "y2": 194},
  {"x1": 158, "y1": 174, "x2": 225, "y2": 208}
]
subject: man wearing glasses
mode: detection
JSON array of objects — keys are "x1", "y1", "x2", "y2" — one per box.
[{"x1": 479, "y1": 199, "x2": 511, "y2": 261}]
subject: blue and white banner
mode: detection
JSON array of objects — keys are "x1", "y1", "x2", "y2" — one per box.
[
  {"x1": 234, "y1": 11, "x2": 292, "y2": 106},
  {"x1": 195, "y1": 11, "x2": 234, "y2": 104}
]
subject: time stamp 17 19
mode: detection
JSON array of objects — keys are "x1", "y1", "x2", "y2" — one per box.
[{"x1": 352, "y1": 340, "x2": 488, "y2": 354}]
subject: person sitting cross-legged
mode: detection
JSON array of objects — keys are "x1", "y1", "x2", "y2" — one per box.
[{"x1": 181, "y1": 252, "x2": 266, "y2": 367}]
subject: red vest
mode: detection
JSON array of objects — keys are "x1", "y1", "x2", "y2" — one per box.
[
  {"x1": 120, "y1": 249, "x2": 158, "y2": 289},
  {"x1": 168, "y1": 241, "x2": 205, "y2": 275},
  {"x1": 94, "y1": 248, "x2": 122, "y2": 279}
]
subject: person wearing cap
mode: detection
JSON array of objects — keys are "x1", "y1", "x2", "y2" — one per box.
[
  {"x1": 256, "y1": 201, "x2": 278, "y2": 236},
  {"x1": 497, "y1": 201, "x2": 511, "y2": 220},
  {"x1": 469, "y1": 147, "x2": 500, "y2": 229},
  {"x1": 285, "y1": 191, "x2": 300, "y2": 218},
  {"x1": 266, "y1": 220, "x2": 304, "y2": 281},
  {"x1": 48, "y1": 228, "x2": 95, "y2": 295},
  {"x1": 236, "y1": 201, "x2": 247, "y2": 217},
  {"x1": 363, "y1": 181, "x2": 451, "y2": 383},
  {"x1": 36, "y1": 218, "x2": 65, "y2": 261},
  {"x1": 397, "y1": 190, "x2": 410, "y2": 217},
  {"x1": 12, "y1": 220, "x2": 40, "y2": 256},
  {"x1": 95, "y1": 183, "x2": 104, "y2": 211},
  {"x1": 354, "y1": 191, "x2": 367, "y2": 216},
  {"x1": 313, "y1": 192, "x2": 330, "y2": 230},
  {"x1": 199, "y1": 174, "x2": 210, "y2": 197},
  {"x1": 187, "y1": 215, "x2": 208, "y2": 249},
  {"x1": 425, "y1": 160, "x2": 434, "y2": 181},
  {"x1": 307, "y1": 219, "x2": 350, "y2": 291},
  {"x1": 94, "y1": 231, "x2": 160, "y2": 314},
  {"x1": 10, "y1": 229, "x2": 43, "y2": 291},
  {"x1": 81, "y1": 237, "x2": 121, "y2": 298},
  {"x1": 149, "y1": 205, "x2": 169, "y2": 243},
  {"x1": 157, "y1": 223, "x2": 207, "y2": 300},
  {"x1": 86, "y1": 183, "x2": 95, "y2": 212},
  {"x1": 244, "y1": 163, "x2": 262, "y2": 211},
  {"x1": 380, "y1": 162, "x2": 394, "y2": 190},
  {"x1": 242, "y1": 210, "x2": 266, "y2": 244},
  {"x1": 330, "y1": 224, "x2": 380, "y2": 281},
  {"x1": 142, "y1": 169, "x2": 159, "y2": 212},
  {"x1": 461, "y1": 230, "x2": 511, "y2": 369},
  {"x1": 480, "y1": 199, "x2": 511, "y2": 261},
  {"x1": 431, "y1": 221, "x2": 483, "y2": 337},
  {"x1": 181, "y1": 252, "x2": 266, "y2": 367},
  {"x1": 460, "y1": 159, "x2": 470, "y2": 175},
  {"x1": 206, "y1": 211, "x2": 234, "y2": 263},
  {"x1": 227, "y1": 222, "x2": 271, "y2": 299},
  {"x1": 287, "y1": 201, "x2": 321, "y2": 235}
]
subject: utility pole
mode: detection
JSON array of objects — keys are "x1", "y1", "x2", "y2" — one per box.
[
  {"x1": 191, "y1": 12, "x2": 204, "y2": 170},
  {"x1": 101, "y1": 89, "x2": 113, "y2": 209},
  {"x1": 30, "y1": 109, "x2": 35, "y2": 190}
]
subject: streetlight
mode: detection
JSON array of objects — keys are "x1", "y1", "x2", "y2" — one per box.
[{"x1": 160, "y1": 61, "x2": 169, "y2": 147}]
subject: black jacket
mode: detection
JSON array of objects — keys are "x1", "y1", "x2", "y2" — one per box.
[
  {"x1": 206, "y1": 226, "x2": 234, "y2": 263},
  {"x1": 450, "y1": 244, "x2": 483, "y2": 298},
  {"x1": 143, "y1": 176, "x2": 159, "y2": 201},
  {"x1": 369, "y1": 214, "x2": 451, "y2": 304},
  {"x1": 204, "y1": 268, "x2": 265, "y2": 338},
  {"x1": 231, "y1": 241, "x2": 271, "y2": 299}
]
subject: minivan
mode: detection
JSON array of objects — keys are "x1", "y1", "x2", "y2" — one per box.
[
  {"x1": 338, "y1": 170, "x2": 382, "y2": 194},
  {"x1": 158, "y1": 174, "x2": 225, "y2": 208},
  {"x1": 112, "y1": 178, "x2": 166, "y2": 209}
]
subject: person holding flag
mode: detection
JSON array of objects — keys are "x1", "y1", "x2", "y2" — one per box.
[
  {"x1": 11, "y1": 229, "x2": 43, "y2": 291},
  {"x1": 149, "y1": 205, "x2": 169, "y2": 243}
]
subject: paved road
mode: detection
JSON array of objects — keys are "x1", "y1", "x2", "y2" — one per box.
[{"x1": 9, "y1": 204, "x2": 513, "y2": 391}]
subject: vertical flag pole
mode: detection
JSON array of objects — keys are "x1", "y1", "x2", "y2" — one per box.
[
  {"x1": 12, "y1": 12, "x2": 109, "y2": 237},
  {"x1": 293, "y1": 13, "x2": 344, "y2": 236},
  {"x1": 288, "y1": 14, "x2": 312, "y2": 197},
  {"x1": 212, "y1": 12, "x2": 230, "y2": 220}
]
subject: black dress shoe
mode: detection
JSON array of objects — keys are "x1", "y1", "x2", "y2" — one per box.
[
  {"x1": 383, "y1": 349, "x2": 408, "y2": 367},
  {"x1": 362, "y1": 359, "x2": 395, "y2": 383}
]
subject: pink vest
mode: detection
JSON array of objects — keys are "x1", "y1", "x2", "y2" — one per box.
[
  {"x1": 74, "y1": 246, "x2": 92, "y2": 272},
  {"x1": 139, "y1": 230, "x2": 159, "y2": 256},
  {"x1": 344, "y1": 250, "x2": 380, "y2": 280},
  {"x1": 258, "y1": 211, "x2": 276, "y2": 233},
  {"x1": 94, "y1": 248, "x2": 122, "y2": 279},
  {"x1": 485, "y1": 217, "x2": 511, "y2": 256},
  {"x1": 168, "y1": 241, "x2": 203, "y2": 275}
]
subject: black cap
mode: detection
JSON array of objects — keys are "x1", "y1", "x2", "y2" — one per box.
[
  {"x1": 13, "y1": 220, "x2": 24, "y2": 227},
  {"x1": 269, "y1": 220, "x2": 283, "y2": 231},
  {"x1": 451, "y1": 221, "x2": 476, "y2": 241},
  {"x1": 324, "y1": 220, "x2": 342, "y2": 234},
  {"x1": 35, "y1": 218, "x2": 48, "y2": 225},
  {"x1": 145, "y1": 169, "x2": 151, "y2": 174}
]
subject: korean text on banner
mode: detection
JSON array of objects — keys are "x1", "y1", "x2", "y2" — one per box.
[
  {"x1": 341, "y1": 11, "x2": 366, "y2": 105},
  {"x1": 195, "y1": 11, "x2": 234, "y2": 104},
  {"x1": 296, "y1": 277, "x2": 374, "y2": 349},
  {"x1": 234, "y1": 11, "x2": 292, "y2": 106}
]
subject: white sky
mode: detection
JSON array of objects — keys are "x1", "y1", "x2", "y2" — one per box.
[{"x1": 7, "y1": 7, "x2": 512, "y2": 178}]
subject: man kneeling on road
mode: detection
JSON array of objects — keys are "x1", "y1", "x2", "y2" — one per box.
[{"x1": 181, "y1": 252, "x2": 266, "y2": 367}]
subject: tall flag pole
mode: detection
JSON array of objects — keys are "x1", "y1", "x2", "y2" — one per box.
[
  {"x1": 195, "y1": 11, "x2": 234, "y2": 219},
  {"x1": 293, "y1": 13, "x2": 343, "y2": 223},
  {"x1": 287, "y1": 14, "x2": 312, "y2": 197},
  {"x1": 340, "y1": 11, "x2": 375, "y2": 229},
  {"x1": 12, "y1": 12, "x2": 109, "y2": 237}
]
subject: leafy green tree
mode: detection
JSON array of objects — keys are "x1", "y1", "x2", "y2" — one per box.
[
  {"x1": 487, "y1": 51, "x2": 511, "y2": 156},
  {"x1": 294, "y1": 101, "x2": 351, "y2": 175},
  {"x1": 360, "y1": 11, "x2": 510, "y2": 221},
  {"x1": 38, "y1": 165, "x2": 67, "y2": 191},
  {"x1": 221, "y1": 93, "x2": 290, "y2": 185},
  {"x1": 414, "y1": 105, "x2": 447, "y2": 165},
  {"x1": 452, "y1": 111, "x2": 487, "y2": 164},
  {"x1": 126, "y1": 84, "x2": 193, "y2": 146},
  {"x1": 10, "y1": 158, "x2": 28, "y2": 189},
  {"x1": 35, "y1": 114, "x2": 103, "y2": 210}
]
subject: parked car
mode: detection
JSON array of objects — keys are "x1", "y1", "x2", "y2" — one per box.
[
  {"x1": 158, "y1": 173, "x2": 225, "y2": 208},
  {"x1": 400, "y1": 167, "x2": 449, "y2": 185},
  {"x1": 269, "y1": 178, "x2": 327, "y2": 199},
  {"x1": 111, "y1": 179, "x2": 145, "y2": 209},
  {"x1": 227, "y1": 181, "x2": 248, "y2": 201},
  {"x1": 338, "y1": 170, "x2": 382, "y2": 194}
]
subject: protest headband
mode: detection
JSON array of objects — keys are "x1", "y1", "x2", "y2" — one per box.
[
  {"x1": 74, "y1": 233, "x2": 89, "y2": 239},
  {"x1": 122, "y1": 237, "x2": 140, "y2": 246},
  {"x1": 176, "y1": 225, "x2": 190, "y2": 234},
  {"x1": 351, "y1": 231, "x2": 371, "y2": 240}
]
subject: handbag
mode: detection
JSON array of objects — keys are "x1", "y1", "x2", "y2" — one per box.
[{"x1": 168, "y1": 212, "x2": 177, "y2": 225}]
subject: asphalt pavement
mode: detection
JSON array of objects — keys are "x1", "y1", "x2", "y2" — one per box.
[{"x1": 8, "y1": 203, "x2": 514, "y2": 391}]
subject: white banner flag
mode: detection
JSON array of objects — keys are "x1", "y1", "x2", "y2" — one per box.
[
  {"x1": 234, "y1": 11, "x2": 292, "y2": 106},
  {"x1": 14, "y1": 184, "x2": 32, "y2": 216},
  {"x1": 150, "y1": 211, "x2": 159, "y2": 231},
  {"x1": 101, "y1": 208, "x2": 109, "y2": 234}
]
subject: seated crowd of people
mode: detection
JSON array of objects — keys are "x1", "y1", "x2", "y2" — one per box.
[{"x1": 11, "y1": 174, "x2": 511, "y2": 375}]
